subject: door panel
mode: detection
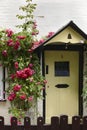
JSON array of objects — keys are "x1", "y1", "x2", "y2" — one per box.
[{"x1": 45, "y1": 51, "x2": 79, "y2": 123}]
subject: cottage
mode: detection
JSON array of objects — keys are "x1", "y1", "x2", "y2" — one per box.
[
  {"x1": 35, "y1": 21, "x2": 87, "y2": 123},
  {"x1": 0, "y1": 21, "x2": 87, "y2": 124}
]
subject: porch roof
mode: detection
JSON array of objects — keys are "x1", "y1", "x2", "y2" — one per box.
[{"x1": 35, "y1": 21, "x2": 87, "y2": 50}]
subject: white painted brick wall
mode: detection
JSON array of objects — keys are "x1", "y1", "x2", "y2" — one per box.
[{"x1": 0, "y1": 0, "x2": 87, "y2": 36}]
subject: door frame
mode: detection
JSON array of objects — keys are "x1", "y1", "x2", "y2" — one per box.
[{"x1": 42, "y1": 43, "x2": 84, "y2": 122}]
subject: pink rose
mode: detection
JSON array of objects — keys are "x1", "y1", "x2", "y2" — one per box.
[
  {"x1": 29, "y1": 63, "x2": 33, "y2": 68},
  {"x1": 16, "y1": 70, "x2": 28, "y2": 79},
  {"x1": 16, "y1": 70, "x2": 23, "y2": 78},
  {"x1": 14, "y1": 41, "x2": 20, "y2": 50},
  {"x1": 28, "y1": 49, "x2": 33, "y2": 53},
  {"x1": 32, "y1": 22, "x2": 37, "y2": 29},
  {"x1": 28, "y1": 96, "x2": 33, "y2": 102},
  {"x1": 46, "y1": 32, "x2": 55, "y2": 38},
  {"x1": 16, "y1": 67, "x2": 35, "y2": 79},
  {"x1": 33, "y1": 41, "x2": 39, "y2": 45},
  {"x1": 6, "y1": 29, "x2": 13, "y2": 37},
  {"x1": 21, "y1": 73, "x2": 27, "y2": 79},
  {"x1": 29, "y1": 77, "x2": 33, "y2": 82},
  {"x1": 13, "y1": 85, "x2": 21, "y2": 92},
  {"x1": 32, "y1": 32, "x2": 36, "y2": 35},
  {"x1": 10, "y1": 74, "x2": 16, "y2": 80},
  {"x1": 17, "y1": 35, "x2": 26, "y2": 40},
  {"x1": 2, "y1": 50, "x2": 8, "y2": 57},
  {"x1": 8, "y1": 92, "x2": 16, "y2": 101},
  {"x1": 43, "y1": 80, "x2": 47, "y2": 84},
  {"x1": 7, "y1": 39, "x2": 13, "y2": 46},
  {"x1": 39, "y1": 39, "x2": 45, "y2": 44},
  {"x1": 32, "y1": 31, "x2": 39, "y2": 35},
  {"x1": 14, "y1": 62, "x2": 19, "y2": 69},
  {"x1": 24, "y1": 67, "x2": 35, "y2": 77},
  {"x1": 20, "y1": 94, "x2": 26, "y2": 100}
]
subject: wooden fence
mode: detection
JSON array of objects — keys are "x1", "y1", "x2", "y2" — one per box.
[{"x1": 0, "y1": 115, "x2": 87, "y2": 130}]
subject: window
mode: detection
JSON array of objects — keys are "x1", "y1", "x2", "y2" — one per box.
[
  {"x1": 55, "y1": 61, "x2": 70, "y2": 76},
  {"x1": 0, "y1": 67, "x2": 5, "y2": 100}
]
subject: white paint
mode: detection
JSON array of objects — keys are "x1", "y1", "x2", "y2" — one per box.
[
  {"x1": 34, "y1": 0, "x2": 87, "y2": 37},
  {"x1": 0, "y1": 0, "x2": 87, "y2": 36}
]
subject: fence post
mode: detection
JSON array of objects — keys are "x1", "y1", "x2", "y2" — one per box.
[
  {"x1": 51, "y1": 116, "x2": 59, "y2": 130},
  {"x1": 83, "y1": 116, "x2": 87, "y2": 130},
  {"x1": 60, "y1": 115, "x2": 68, "y2": 130},
  {"x1": 37, "y1": 117, "x2": 44, "y2": 130},
  {"x1": 24, "y1": 117, "x2": 31, "y2": 130},
  {"x1": 72, "y1": 116, "x2": 80, "y2": 130},
  {"x1": 11, "y1": 117, "x2": 18, "y2": 130},
  {"x1": 0, "y1": 116, "x2": 4, "y2": 130}
]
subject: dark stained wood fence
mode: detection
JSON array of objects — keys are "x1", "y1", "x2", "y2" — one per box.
[{"x1": 0, "y1": 115, "x2": 87, "y2": 130}]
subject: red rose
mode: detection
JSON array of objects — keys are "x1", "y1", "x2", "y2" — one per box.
[
  {"x1": 46, "y1": 32, "x2": 55, "y2": 38},
  {"x1": 17, "y1": 35, "x2": 26, "y2": 40},
  {"x1": 2, "y1": 50, "x2": 8, "y2": 57},
  {"x1": 16, "y1": 67, "x2": 35, "y2": 79},
  {"x1": 20, "y1": 94, "x2": 26, "y2": 100},
  {"x1": 32, "y1": 32, "x2": 36, "y2": 35},
  {"x1": 39, "y1": 39, "x2": 45, "y2": 44},
  {"x1": 16, "y1": 70, "x2": 28, "y2": 79},
  {"x1": 29, "y1": 63, "x2": 33, "y2": 68},
  {"x1": 32, "y1": 22, "x2": 37, "y2": 29},
  {"x1": 28, "y1": 49, "x2": 33, "y2": 53},
  {"x1": 14, "y1": 62, "x2": 19, "y2": 69},
  {"x1": 7, "y1": 39, "x2": 13, "y2": 46},
  {"x1": 13, "y1": 85, "x2": 21, "y2": 92},
  {"x1": 43, "y1": 80, "x2": 47, "y2": 84},
  {"x1": 28, "y1": 96, "x2": 33, "y2": 101},
  {"x1": 6, "y1": 29, "x2": 13, "y2": 37},
  {"x1": 8, "y1": 92, "x2": 16, "y2": 101},
  {"x1": 24, "y1": 67, "x2": 35, "y2": 77},
  {"x1": 16, "y1": 70, "x2": 23, "y2": 78},
  {"x1": 8, "y1": 96, "x2": 14, "y2": 101},
  {"x1": 14, "y1": 41, "x2": 20, "y2": 50},
  {"x1": 10, "y1": 74, "x2": 16, "y2": 80},
  {"x1": 21, "y1": 73, "x2": 28, "y2": 79}
]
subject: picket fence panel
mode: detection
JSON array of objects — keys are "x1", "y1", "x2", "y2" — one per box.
[{"x1": 0, "y1": 115, "x2": 87, "y2": 130}]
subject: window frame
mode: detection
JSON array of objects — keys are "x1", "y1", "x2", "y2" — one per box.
[
  {"x1": 0, "y1": 67, "x2": 6, "y2": 101},
  {"x1": 54, "y1": 61, "x2": 70, "y2": 76}
]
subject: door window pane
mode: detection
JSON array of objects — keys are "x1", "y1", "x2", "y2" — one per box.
[{"x1": 55, "y1": 61, "x2": 70, "y2": 76}]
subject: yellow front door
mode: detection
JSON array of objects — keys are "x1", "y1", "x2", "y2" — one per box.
[{"x1": 45, "y1": 51, "x2": 79, "y2": 123}]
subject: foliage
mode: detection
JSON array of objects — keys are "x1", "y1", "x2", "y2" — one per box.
[
  {"x1": 0, "y1": 27, "x2": 46, "y2": 119},
  {"x1": 82, "y1": 56, "x2": 87, "y2": 108},
  {"x1": 0, "y1": 0, "x2": 42, "y2": 121}
]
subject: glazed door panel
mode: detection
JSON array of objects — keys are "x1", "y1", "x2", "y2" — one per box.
[{"x1": 45, "y1": 51, "x2": 79, "y2": 123}]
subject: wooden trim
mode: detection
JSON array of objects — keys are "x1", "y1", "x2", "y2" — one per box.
[
  {"x1": 44, "y1": 43, "x2": 84, "y2": 51},
  {"x1": 3, "y1": 67, "x2": 5, "y2": 99},
  {"x1": 79, "y1": 48, "x2": 83, "y2": 116},
  {"x1": 42, "y1": 51, "x2": 45, "y2": 123}
]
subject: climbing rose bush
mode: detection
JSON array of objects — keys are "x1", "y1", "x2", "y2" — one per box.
[
  {"x1": 0, "y1": 26, "x2": 49, "y2": 120},
  {"x1": 0, "y1": 26, "x2": 54, "y2": 120},
  {"x1": 0, "y1": 0, "x2": 55, "y2": 123}
]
